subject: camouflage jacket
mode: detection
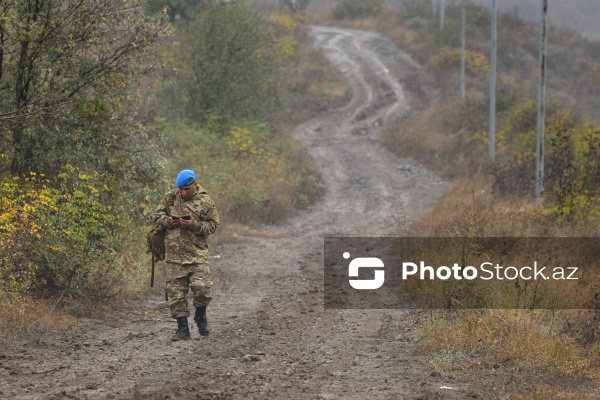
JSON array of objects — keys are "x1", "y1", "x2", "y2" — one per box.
[{"x1": 153, "y1": 185, "x2": 219, "y2": 265}]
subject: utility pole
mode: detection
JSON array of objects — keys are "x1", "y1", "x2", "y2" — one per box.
[
  {"x1": 536, "y1": 0, "x2": 548, "y2": 202},
  {"x1": 489, "y1": 0, "x2": 497, "y2": 161},
  {"x1": 440, "y1": 0, "x2": 446, "y2": 31},
  {"x1": 460, "y1": 0, "x2": 466, "y2": 101}
]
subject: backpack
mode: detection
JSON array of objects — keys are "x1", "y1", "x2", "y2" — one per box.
[{"x1": 146, "y1": 226, "x2": 166, "y2": 287}]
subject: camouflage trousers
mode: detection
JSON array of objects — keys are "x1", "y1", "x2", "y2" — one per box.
[{"x1": 165, "y1": 262, "x2": 212, "y2": 318}]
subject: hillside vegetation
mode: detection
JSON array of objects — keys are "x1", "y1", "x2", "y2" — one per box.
[
  {"x1": 471, "y1": 0, "x2": 600, "y2": 41},
  {"x1": 0, "y1": 0, "x2": 347, "y2": 339},
  {"x1": 312, "y1": 0, "x2": 600, "y2": 397},
  {"x1": 146, "y1": 1, "x2": 349, "y2": 231}
]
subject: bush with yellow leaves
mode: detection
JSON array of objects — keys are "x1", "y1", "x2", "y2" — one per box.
[{"x1": 0, "y1": 166, "x2": 126, "y2": 298}]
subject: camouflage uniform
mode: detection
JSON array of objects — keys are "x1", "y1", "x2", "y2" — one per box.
[{"x1": 153, "y1": 185, "x2": 219, "y2": 318}]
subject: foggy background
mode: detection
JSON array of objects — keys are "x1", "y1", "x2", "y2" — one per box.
[{"x1": 308, "y1": 0, "x2": 600, "y2": 40}]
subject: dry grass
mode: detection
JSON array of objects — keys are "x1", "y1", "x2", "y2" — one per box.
[
  {"x1": 418, "y1": 309, "x2": 600, "y2": 381},
  {"x1": 0, "y1": 292, "x2": 76, "y2": 344},
  {"x1": 381, "y1": 92, "x2": 494, "y2": 178},
  {"x1": 412, "y1": 175, "x2": 545, "y2": 237},
  {"x1": 216, "y1": 222, "x2": 289, "y2": 242},
  {"x1": 406, "y1": 176, "x2": 600, "y2": 308},
  {"x1": 0, "y1": 226, "x2": 161, "y2": 343},
  {"x1": 307, "y1": 3, "x2": 399, "y2": 33},
  {"x1": 403, "y1": 155, "x2": 600, "y2": 395},
  {"x1": 277, "y1": 25, "x2": 350, "y2": 125}
]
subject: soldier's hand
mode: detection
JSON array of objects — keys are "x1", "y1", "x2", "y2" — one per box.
[
  {"x1": 179, "y1": 215, "x2": 194, "y2": 229},
  {"x1": 167, "y1": 217, "x2": 181, "y2": 228}
]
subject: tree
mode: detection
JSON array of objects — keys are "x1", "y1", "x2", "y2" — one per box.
[
  {"x1": 0, "y1": 0, "x2": 171, "y2": 180},
  {"x1": 279, "y1": 0, "x2": 311, "y2": 15},
  {"x1": 332, "y1": 0, "x2": 384, "y2": 19},
  {"x1": 144, "y1": 0, "x2": 213, "y2": 22},
  {"x1": 163, "y1": 0, "x2": 280, "y2": 129},
  {"x1": 0, "y1": 0, "x2": 172, "y2": 295}
]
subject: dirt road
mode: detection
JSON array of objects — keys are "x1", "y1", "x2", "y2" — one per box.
[{"x1": 0, "y1": 27, "x2": 484, "y2": 399}]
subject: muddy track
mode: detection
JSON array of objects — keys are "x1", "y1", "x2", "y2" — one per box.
[{"x1": 0, "y1": 27, "x2": 486, "y2": 399}]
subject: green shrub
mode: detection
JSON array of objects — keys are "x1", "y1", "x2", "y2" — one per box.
[
  {"x1": 429, "y1": 46, "x2": 490, "y2": 78},
  {"x1": 0, "y1": 167, "x2": 131, "y2": 297},
  {"x1": 406, "y1": 17, "x2": 427, "y2": 29},
  {"x1": 332, "y1": 0, "x2": 384, "y2": 19},
  {"x1": 397, "y1": 0, "x2": 434, "y2": 22},
  {"x1": 150, "y1": 120, "x2": 321, "y2": 225}
]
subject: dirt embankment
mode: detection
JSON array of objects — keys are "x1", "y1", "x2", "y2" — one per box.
[{"x1": 0, "y1": 27, "x2": 490, "y2": 399}]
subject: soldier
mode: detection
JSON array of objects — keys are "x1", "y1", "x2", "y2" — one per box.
[{"x1": 153, "y1": 169, "x2": 220, "y2": 340}]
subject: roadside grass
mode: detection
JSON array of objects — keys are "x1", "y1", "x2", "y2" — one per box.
[
  {"x1": 381, "y1": 97, "x2": 490, "y2": 179},
  {"x1": 418, "y1": 309, "x2": 600, "y2": 379},
  {"x1": 0, "y1": 224, "x2": 155, "y2": 344},
  {"x1": 0, "y1": 292, "x2": 75, "y2": 343},
  {"x1": 273, "y1": 22, "x2": 351, "y2": 126},
  {"x1": 408, "y1": 176, "x2": 600, "y2": 394}
]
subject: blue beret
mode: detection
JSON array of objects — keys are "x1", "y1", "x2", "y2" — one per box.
[{"x1": 176, "y1": 169, "x2": 196, "y2": 187}]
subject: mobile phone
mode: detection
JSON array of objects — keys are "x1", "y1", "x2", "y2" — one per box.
[{"x1": 181, "y1": 215, "x2": 191, "y2": 220}]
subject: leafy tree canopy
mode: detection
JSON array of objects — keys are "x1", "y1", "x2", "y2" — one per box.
[
  {"x1": 0, "y1": 0, "x2": 171, "y2": 184},
  {"x1": 0, "y1": 0, "x2": 172, "y2": 295},
  {"x1": 157, "y1": 0, "x2": 281, "y2": 131},
  {"x1": 144, "y1": 0, "x2": 213, "y2": 22}
]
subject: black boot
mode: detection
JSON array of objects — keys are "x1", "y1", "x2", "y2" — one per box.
[
  {"x1": 171, "y1": 316, "x2": 191, "y2": 341},
  {"x1": 194, "y1": 306, "x2": 211, "y2": 336}
]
